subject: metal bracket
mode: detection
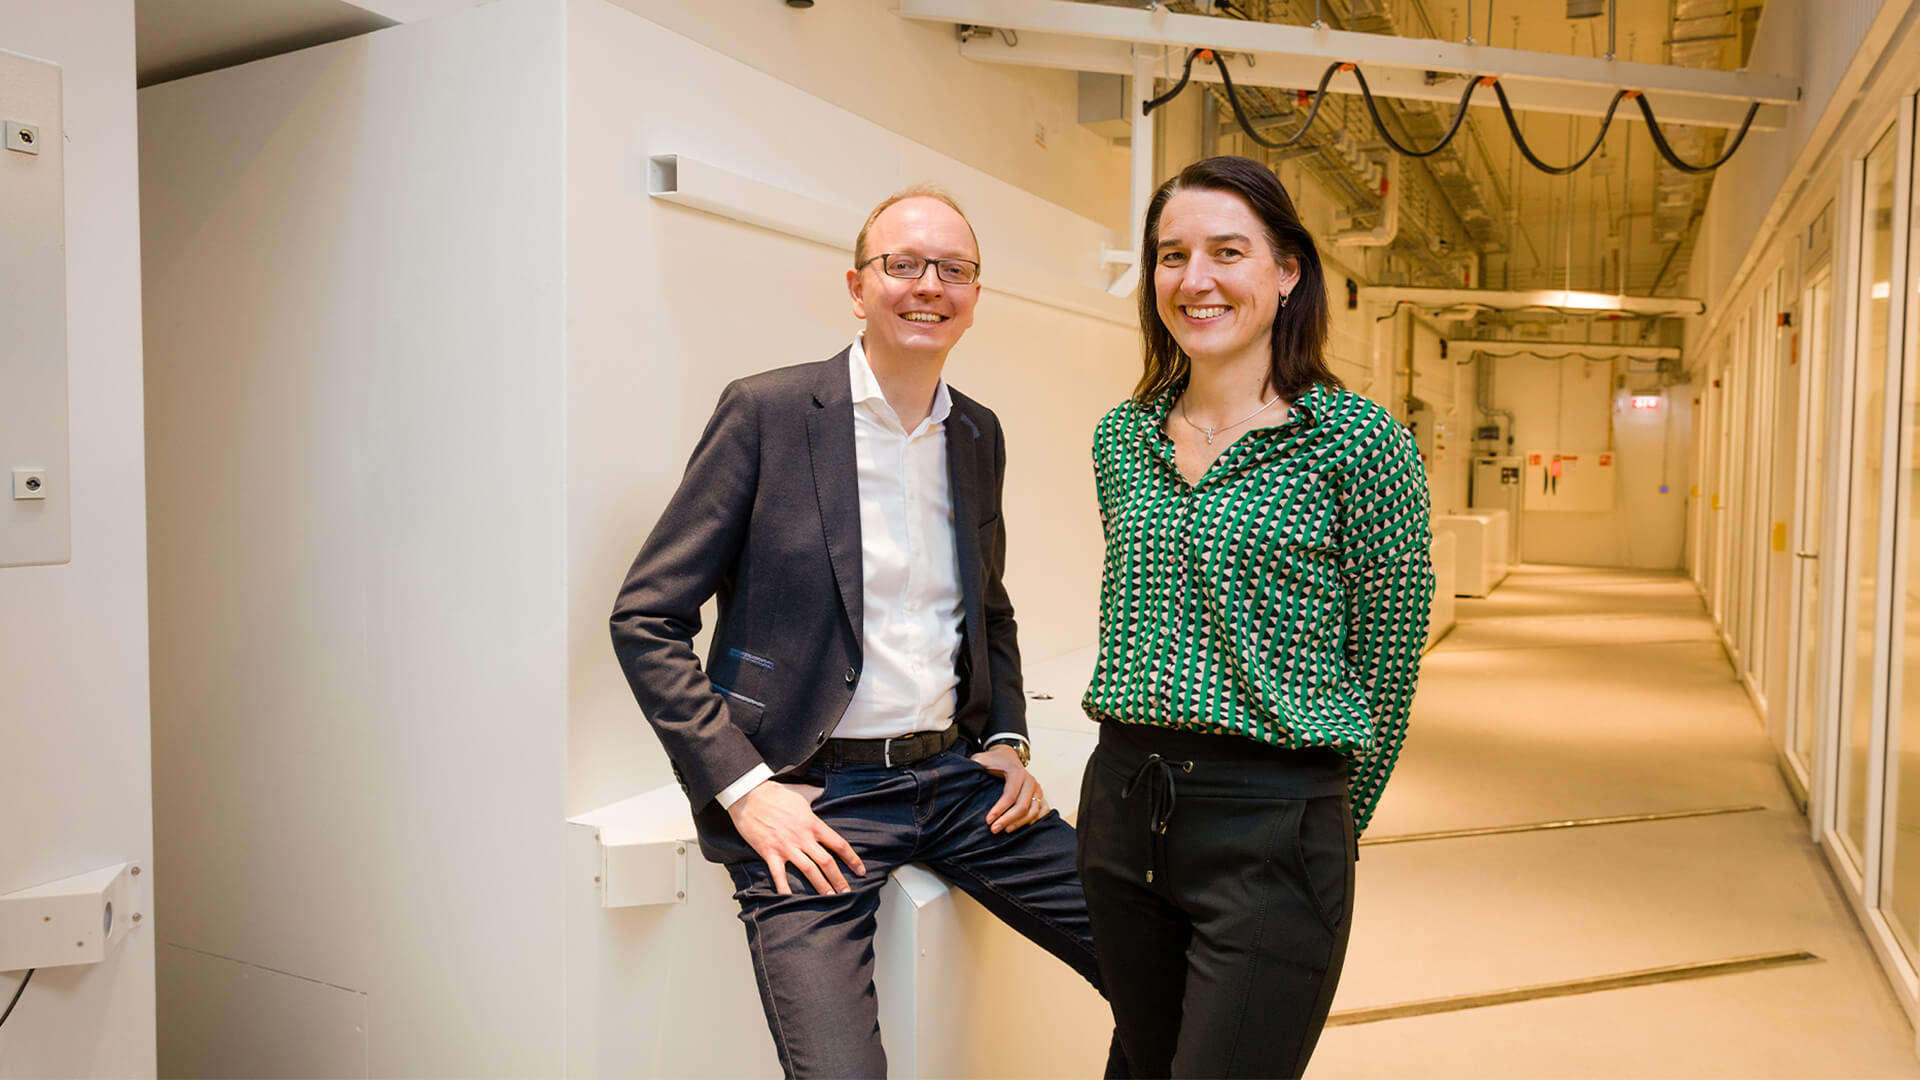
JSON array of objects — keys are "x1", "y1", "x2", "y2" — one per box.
[{"x1": 0, "y1": 862, "x2": 147, "y2": 971}]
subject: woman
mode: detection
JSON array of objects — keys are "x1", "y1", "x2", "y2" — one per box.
[{"x1": 1077, "y1": 155, "x2": 1434, "y2": 1078}]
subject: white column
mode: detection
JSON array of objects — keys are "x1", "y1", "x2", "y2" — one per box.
[{"x1": 1105, "y1": 44, "x2": 1157, "y2": 297}]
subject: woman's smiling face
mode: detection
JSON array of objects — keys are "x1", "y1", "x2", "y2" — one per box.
[{"x1": 1152, "y1": 188, "x2": 1298, "y2": 370}]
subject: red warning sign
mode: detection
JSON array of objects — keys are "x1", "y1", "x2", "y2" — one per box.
[
  {"x1": 1598, "y1": 454, "x2": 1613, "y2": 467},
  {"x1": 1528, "y1": 454, "x2": 1542, "y2": 466}
]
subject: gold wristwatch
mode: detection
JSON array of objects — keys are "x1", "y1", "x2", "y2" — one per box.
[{"x1": 988, "y1": 734, "x2": 1031, "y2": 767}]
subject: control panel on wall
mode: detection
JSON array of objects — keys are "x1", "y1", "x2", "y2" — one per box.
[
  {"x1": 1522, "y1": 450, "x2": 1617, "y2": 513},
  {"x1": 0, "y1": 49, "x2": 69, "y2": 567}
]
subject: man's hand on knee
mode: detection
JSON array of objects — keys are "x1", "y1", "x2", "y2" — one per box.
[
  {"x1": 973, "y1": 745, "x2": 1049, "y2": 833},
  {"x1": 727, "y1": 780, "x2": 867, "y2": 895}
]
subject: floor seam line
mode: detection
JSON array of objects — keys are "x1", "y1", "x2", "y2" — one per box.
[{"x1": 1327, "y1": 950, "x2": 1824, "y2": 1027}]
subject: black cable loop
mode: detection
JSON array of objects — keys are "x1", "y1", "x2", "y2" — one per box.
[
  {"x1": 1142, "y1": 47, "x2": 1201, "y2": 114},
  {"x1": 1345, "y1": 64, "x2": 1480, "y2": 158},
  {"x1": 1213, "y1": 54, "x2": 1341, "y2": 149},
  {"x1": 1490, "y1": 80, "x2": 1629, "y2": 175},
  {"x1": 1143, "y1": 51, "x2": 1339, "y2": 150},
  {"x1": 1634, "y1": 94, "x2": 1763, "y2": 174},
  {"x1": 1140, "y1": 53, "x2": 1766, "y2": 178}
]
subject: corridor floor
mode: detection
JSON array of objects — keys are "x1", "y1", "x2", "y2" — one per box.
[{"x1": 1311, "y1": 564, "x2": 1920, "y2": 1077}]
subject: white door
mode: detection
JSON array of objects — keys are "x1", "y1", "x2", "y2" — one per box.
[{"x1": 1787, "y1": 266, "x2": 1834, "y2": 785}]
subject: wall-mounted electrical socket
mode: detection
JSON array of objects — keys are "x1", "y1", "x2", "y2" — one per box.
[
  {"x1": 5, "y1": 119, "x2": 41, "y2": 155},
  {"x1": 13, "y1": 468, "x2": 47, "y2": 500}
]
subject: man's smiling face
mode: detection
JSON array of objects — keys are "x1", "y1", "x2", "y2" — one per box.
[{"x1": 847, "y1": 197, "x2": 981, "y2": 362}]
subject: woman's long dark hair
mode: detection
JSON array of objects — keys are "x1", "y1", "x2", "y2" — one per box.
[{"x1": 1134, "y1": 155, "x2": 1341, "y2": 404}]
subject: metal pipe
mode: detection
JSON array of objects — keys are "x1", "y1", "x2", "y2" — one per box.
[
  {"x1": 1333, "y1": 153, "x2": 1402, "y2": 247},
  {"x1": 1620, "y1": 107, "x2": 1632, "y2": 292},
  {"x1": 1404, "y1": 306, "x2": 1417, "y2": 421},
  {"x1": 1130, "y1": 45, "x2": 1155, "y2": 248},
  {"x1": 1201, "y1": 85, "x2": 1217, "y2": 158},
  {"x1": 1475, "y1": 349, "x2": 1515, "y2": 443},
  {"x1": 1105, "y1": 45, "x2": 1157, "y2": 298}
]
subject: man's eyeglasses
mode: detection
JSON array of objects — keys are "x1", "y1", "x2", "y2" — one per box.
[{"x1": 862, "y1": 253, "x2": 981, "y2": 286}]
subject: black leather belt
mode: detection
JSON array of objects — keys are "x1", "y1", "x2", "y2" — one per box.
[{"x1": 826, "y1": 726, "x2": 960, "y2": 767}]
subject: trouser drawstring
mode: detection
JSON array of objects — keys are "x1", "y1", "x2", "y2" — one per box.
[{"x1": 1121, "y1": 753, "x2": 1194, "y2": 883}]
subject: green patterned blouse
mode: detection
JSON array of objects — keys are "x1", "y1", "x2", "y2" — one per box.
[{"x1": 1082, "y1": 379, "x2": 1435, "y2": 833}]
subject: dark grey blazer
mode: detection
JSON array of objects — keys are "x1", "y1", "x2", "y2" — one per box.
[{"x1": 610, "y1": 349, "x2": 1026, "y2": 863}]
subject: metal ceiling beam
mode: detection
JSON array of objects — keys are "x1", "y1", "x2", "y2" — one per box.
[
  {"x1": 1457, "y1": 340, "x2": 1682, "y2": 359},
  {"x1": 898, "y1": 0, "x2": 1797, "y2": 131},
  {"x1": 1359, "y1": 285, "x2": 1704, "y2": 315},
  {"x1": 955, "y1": 33, "x2": 1784, "y2": 131}
]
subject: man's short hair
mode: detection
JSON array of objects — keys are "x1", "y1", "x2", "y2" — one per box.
[{"x1": 853, "y1": 184, "x2": 980, "y2": 269}]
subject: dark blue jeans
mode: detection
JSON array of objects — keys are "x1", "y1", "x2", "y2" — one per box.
[{"x1": 725, "y1": 743, "x2": 1125, "y2": 1079}]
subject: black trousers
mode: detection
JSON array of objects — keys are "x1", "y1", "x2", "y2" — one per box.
[{"x1": 1077, "y1": 723, "x2": 1357, "y2": 1079}]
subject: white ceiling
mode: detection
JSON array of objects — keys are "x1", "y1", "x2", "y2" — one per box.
[
  {"x1": 134, "y1": 0, "x2": 1762, "y2": 294},
  {"x1": 135, "y1": 0, "x2": 397, "y2": 87}
]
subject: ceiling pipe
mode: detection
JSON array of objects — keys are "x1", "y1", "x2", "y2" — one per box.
[
  {"x1": 1359, "y1": 283, "x2": 1703, "y2": 315},
  {"x1": 1449, "y1": 252, "x2": 1481, "y2": 289},
  {"x1": 1333, "y1": 153, "x2": 1401, "y2": 247},
  {"x1": 1106, "y1": 45, "x2": 1156, "y2": 297}
]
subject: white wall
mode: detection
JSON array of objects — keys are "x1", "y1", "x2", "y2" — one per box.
[
  {"x1": 1402, "y1": 315, "x2": 1476, "y2": 517},
  {"x1": 1324, "y1": 248, "x2": 1381, "y2": 394},
  {"x1": 601, "y1": 0, "x2": 1130, "y2": 237},
  {"x1": 1488, "y1": 354, "x2": 1692, "y2": 569},
  {"x1": 0, "y1": 2, "x2": 155, "y2": 1076},
  {"x1": 1683, "y1": 0, "x2": 1920, "y2": 717},
  {"x1": 1694, "y1": 0, "x2": 1902, "y2": 310},
  {"x1": 141, "y1": 3, "x2": 572, "y2": 1075},
  {"x1": 562, "y1": 0, "x2": 1139, "y2": 818},
  {"x1": 141, "y1": 0, "x2": 1138, "y2": 1074}
]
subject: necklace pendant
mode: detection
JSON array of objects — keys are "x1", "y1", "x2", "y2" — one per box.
[{"x1": 1204, "y1": 427, "x2": 1216, "y2": 445}]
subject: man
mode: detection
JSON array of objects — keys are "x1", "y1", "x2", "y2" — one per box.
[{"x1": 610, "y1": 187, "x2": 1120, "y2": 1078}]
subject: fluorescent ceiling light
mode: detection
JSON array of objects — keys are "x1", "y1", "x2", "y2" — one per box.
[{"x1": 1554, "y1": 291, "x2": 1619, "y2": 310}]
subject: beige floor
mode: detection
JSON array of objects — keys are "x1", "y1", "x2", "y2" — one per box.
[{"x1": 1312, "y1": 564, "x2": 1920, "y2": 1079}]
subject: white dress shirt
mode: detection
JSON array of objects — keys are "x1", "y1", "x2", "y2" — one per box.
[
  {"x1": 837, "y1": 334, "x2": 967, "y2": 739},
  {"x1": 715, "y1": 338, "x2": 967, "y2": 808}
]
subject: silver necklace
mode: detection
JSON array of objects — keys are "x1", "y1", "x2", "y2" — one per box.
[{"x1": 1179, "y1": 393, "x2": 1281, "y2": 445}]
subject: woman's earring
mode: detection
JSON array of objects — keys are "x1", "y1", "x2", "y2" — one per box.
[{"x1": 1280, "y1": 291, "x2": 1290, "y2": 310}]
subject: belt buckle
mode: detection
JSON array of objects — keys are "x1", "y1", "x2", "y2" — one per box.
[{"x1": 885, "y1": 733, "x2": 914, "y2": 767}]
